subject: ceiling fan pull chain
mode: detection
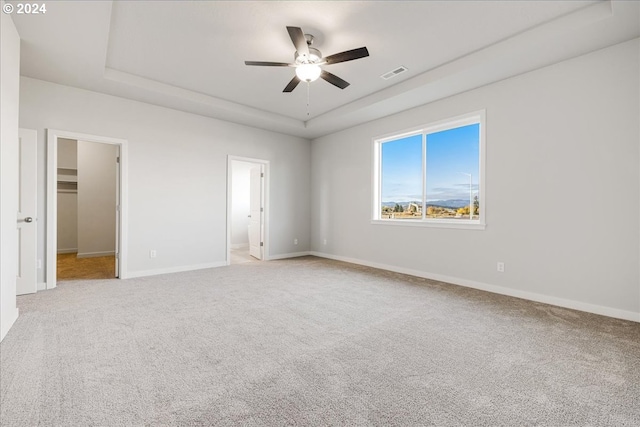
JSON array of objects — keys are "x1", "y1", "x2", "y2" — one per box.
[{"x1": 307, "y1": 81, "x2": 310, "y2": 117}]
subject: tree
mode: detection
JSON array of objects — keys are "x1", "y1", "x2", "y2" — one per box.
[
  {"x1": 473, "y1": 195, "x2": 479, "y2": 216},
  {"x1": 394, "y1": 203, "x2": 404, "y2": 213},
  {"x1": 457, "y1": 206, "x2": 469, "y2": 215}
]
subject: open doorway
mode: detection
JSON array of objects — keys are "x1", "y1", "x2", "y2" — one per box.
[
  {"x1": 227, "y1": 156, "x2": 269, "y2": 265},
  {"x1": 56, "y1": 139, "x2": 118, "y2": 280},
  {"x1": 46, "y1": 130, "x2": 128, "y2": 289}
]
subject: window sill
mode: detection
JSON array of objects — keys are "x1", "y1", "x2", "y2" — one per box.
[{"x1": 371, "y1": 219, "x2": 486, "y2": 230}]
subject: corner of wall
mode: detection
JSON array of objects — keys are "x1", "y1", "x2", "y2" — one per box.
[{"x1": 0, "y1": 5, "x2": 21, "y2": 342}]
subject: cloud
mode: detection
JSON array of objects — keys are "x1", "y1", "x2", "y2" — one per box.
[
  {"x1": 427, "y1": 186, "x2": 478, "y2": 201},
  {"x1": 453, "y1": 183, "x2": 479, "y2": 191},
  {"x1": 383, "y1": 182, "x2": 480, "y2": 203}
]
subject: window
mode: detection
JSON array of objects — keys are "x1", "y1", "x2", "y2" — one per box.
[{"x1": 373, "y1": 111, "x2": 485, "y2": 229}]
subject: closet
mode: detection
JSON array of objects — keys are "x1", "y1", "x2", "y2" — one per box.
[
  {"x1": 57, "y1": 138, "x2": 78, "y2": 253},
  {"x1": 55, "y1": 138, "x2": 119, "y2": 281},
  {"x1": 56, "y1": 138, "x2": 118, "y2": 257}
]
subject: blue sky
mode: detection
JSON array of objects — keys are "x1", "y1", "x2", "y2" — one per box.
[{"x1": 381, "y1": 124, "x2": 479, "y2": 203}]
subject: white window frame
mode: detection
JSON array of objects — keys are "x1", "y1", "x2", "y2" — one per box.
[{"x1": 372, "y1": 110, "x2": 486, "y2": 230}]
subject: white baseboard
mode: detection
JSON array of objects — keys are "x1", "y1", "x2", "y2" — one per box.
[
  {"x1": 125, "y1": 261, "x2": 227, "y2": 279},
  {"x1": 268, "y1": 251, "x2": 311, "y2": 260},
  {"x1": 57, "y1": 248, "x2": 77, "y2": 254},
  {"x1": 309, "y1": 251, "x2": 640, "y2": 323},
  {"x1": 37, "y1": 282, "x2": 46, "y2": 291},
  {"x1": 77, "y1": 251, "x2": 115, "y2": 258},
  {"x1": 231, "y1": 243, "x2": 249, "y2": 249},
  {"x1": 0, "y1": 308, "x2": 19, "y2": 342}
]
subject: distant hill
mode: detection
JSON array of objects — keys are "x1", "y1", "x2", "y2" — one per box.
[
  {"x1": 381, "y1": 201, "x2": 415, "y2": 207},
  {"x1": 382, "y1": 199, "x2": 470, "y2": 209},
  {"x1": 427, "y1": 199, "x2": 469, "y2": 209}
]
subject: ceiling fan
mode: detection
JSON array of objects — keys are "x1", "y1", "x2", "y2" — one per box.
[{"x1": 245, "y1": 26, "x2": 369, "y2": 93}]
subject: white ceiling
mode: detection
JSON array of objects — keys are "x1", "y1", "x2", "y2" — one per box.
[{"x1": 11, "y1": 1, "x2": 640, "y2": 139}]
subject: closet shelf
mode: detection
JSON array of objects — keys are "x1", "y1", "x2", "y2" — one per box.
[
  {"x1": 57, "y1": 167, "x2": 77, "y2": 183},
  {"x1": 57, "y1": 175, "x2": 78, "y2": 183}
]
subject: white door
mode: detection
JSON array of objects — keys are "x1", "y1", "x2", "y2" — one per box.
[
  {"x1": 248, "y1": 166, "x2": 263, "y2": 260},
  {"x1": 17, "y1": 129, "x2": 38, "y2": 295},
  {"x1": 114, "y1": 146, "x2": 120, "y2": 277}
]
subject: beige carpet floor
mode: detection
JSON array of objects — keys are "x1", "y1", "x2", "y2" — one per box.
[{"x1": 1, "y1": 256, "x2": 639, "y2": 426}]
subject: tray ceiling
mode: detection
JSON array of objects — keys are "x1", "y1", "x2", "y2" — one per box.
[{"x1": 11, "y1": 1, "x2": 640, "y2": 138}]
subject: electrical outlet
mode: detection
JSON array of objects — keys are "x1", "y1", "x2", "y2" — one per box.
[
  {"x1": 294, "y1": 238, "x2": 298, "y2": 245},
  {"x1": 37, "y1": 259, "x2": 42, "y2": 269},
  {"x1": 497, "y1": 262, "x2": 505, "y2": 273},
  {"x1": 150, "y1": 250, "x2": 157, "y2": 259},
  {"x1": 323, "y1": 239, "x2": 327, "y2": 245}
]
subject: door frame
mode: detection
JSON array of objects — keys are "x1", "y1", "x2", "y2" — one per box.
[
  {"x1": 46, "y1": 129, "x2": 128, "y2": 288},
  {"x1": 248, "y1": 164, "x2": 264, "y2": 260},
  {"x1": 226, "y1": 155, "x2": 269, "y2": 265}
]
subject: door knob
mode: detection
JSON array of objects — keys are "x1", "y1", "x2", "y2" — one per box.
[{"x1": 24, "y1": 217, "x2": 33, "y2": 223}]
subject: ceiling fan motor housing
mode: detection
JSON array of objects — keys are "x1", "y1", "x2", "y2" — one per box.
[{"x1": 294, "y1": 34, "x2": 322, "y2": 64}]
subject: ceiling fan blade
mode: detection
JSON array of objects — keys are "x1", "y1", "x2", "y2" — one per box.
[
  {"x1": 283, "y1": 75, "x2": 301, "y2": 93},
  {"x1": 323, "y1": 47, "x2": 369, "y2": 65},
  {"x1": 245, "y1": 61, "x2": 292, "y2": 67},
  {"x1": 286, "y1": 26, "x2": 309, "y2": 57},
  {"x1": 320, "y1": 70, "x2": 350, "y2": 89}
]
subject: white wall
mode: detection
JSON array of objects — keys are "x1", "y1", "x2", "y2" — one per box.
[
  {"x1": 77, "y1": 140, "x2": 118, "y2": 257},
  {"x1": 19, "y1": 77, "x2": 311, "y2": 280},
  {"x1": 311, "y1": 39, "x2": 640, "y2": 321},
  {"x1": 230, "y1": 160, "x2": 253, "y2": 247},
  {"x1": 57, "y1": 138, "x2": 77, "y2": 252},
  {"x1": 0, "y1": 10, "x2": 21, "y2": 341}
]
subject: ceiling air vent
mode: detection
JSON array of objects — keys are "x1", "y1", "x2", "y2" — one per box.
[{"x1": 381, "y1": 66, "x2": 408, "y2": 80}]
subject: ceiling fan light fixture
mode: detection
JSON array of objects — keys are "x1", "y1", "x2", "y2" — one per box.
[
  {"x1": 245, "y1": 26, "x2": 369, "y2": 92},
  {"x1": 295, "y1": 63, "x2": 322, "y2": 82}
]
